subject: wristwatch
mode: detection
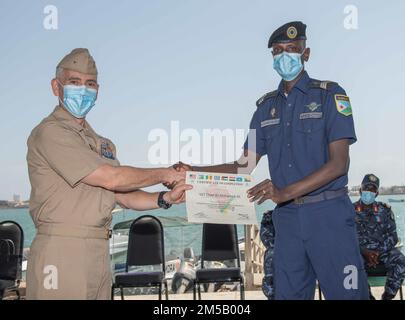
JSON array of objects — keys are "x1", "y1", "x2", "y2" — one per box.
[{"x1": 157, "y1": 191, "x2": 172, "y2": 209}]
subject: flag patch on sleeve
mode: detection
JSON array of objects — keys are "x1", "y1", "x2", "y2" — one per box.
[{"x1": 334, "y1": 94, "x2": 352, "y2": 116}]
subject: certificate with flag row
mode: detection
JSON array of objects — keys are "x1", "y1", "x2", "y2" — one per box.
[{"x1": 185, "y1": 171, "x2": 258, "y2": 225}]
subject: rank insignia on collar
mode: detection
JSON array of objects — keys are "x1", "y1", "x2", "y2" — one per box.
[
  {"x1": 306, "y1": 102, "x2": 321, "y2": 112},
  {"x1": 270, "y1": 107, "x2": 276, "y2": 118}
]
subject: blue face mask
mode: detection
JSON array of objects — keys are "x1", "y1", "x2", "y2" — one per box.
[
  {"x1": 273, "y1": 51, "x2": 304, "y2": 81},
  {"x1": 361, "y1": 191, "x2": 377, "y2": 205},
  {"x1": 59, "y1": 83, "x2": 97, "y2": 118}
]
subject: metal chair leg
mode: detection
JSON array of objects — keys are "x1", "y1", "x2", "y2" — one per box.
[
  {"x1": 193, "y1": 280, "x2": 197, "y2": 300},
  {"x1": 198, "y1": 283, "x2": 202, "y2": 300},
  {"x1": 164, "y1": 281, "x2": 169, "y2": 300},
  {"x1": 120, "y1": 287, "x2": 124, "y2": 300},
  {"x1": 240, "y1": 280, "x2": 245, "y2": 300},
  {"x1": 111, "y1": 285, "x2": 114, "y2": 300},
  {"x1": 158, "y1": 283, "x2": 162, "y2": 300}
]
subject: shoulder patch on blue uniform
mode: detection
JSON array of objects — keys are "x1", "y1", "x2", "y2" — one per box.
[
  {"x1": 335, "y1": 94, "x2": 352, "y2": 116},
  {"x1": 256, "y1": 90, "x2": 278, "y2": 107},
  {"x1": 310, "y1": 80, "x2": 338, "y2": 90}
]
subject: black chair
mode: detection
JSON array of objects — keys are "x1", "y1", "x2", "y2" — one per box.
[
  {"x1": 366, "y1": 263, "x2": 403, "y2": 300},
  {"x1": 112, "y1": 215, "x2": 168, "y2": 300},
  {"x1": 0, "y1": 221, "x2": 24, "y2": 300},
  {"x1": 193, "y1": 223, "x2": 245, "y2": 300}
]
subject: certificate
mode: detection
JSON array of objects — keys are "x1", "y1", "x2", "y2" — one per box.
[{"x1": 185, "y1": 171, "x2": 257, "y2": 225}]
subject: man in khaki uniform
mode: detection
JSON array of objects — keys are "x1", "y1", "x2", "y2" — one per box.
[{"x1": 26, "y1": 48, "x2": 189, "y2": 300}]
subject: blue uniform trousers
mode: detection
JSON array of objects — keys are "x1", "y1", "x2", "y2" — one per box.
[
  {"x1": 379, "y1": 249, "x2": 405, "y2": 297},
  {"x1": 272, "y1": 195, "x2": 369, "y2": 300}
]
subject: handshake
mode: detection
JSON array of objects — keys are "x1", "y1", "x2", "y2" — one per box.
[
  {"x1": 162, "y1": 161, "x2": 192, "y2": 190},
  {"x1": 158, "y1": 162, "x2": 193, "y2": 205}
]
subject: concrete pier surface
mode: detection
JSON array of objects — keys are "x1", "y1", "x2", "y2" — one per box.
[
  {"x1": 116, "y1": 286, "x2": 403, "y2": 300},
  {"x1": 4, "y1": 281, "x2": 403, "y2": 300}
]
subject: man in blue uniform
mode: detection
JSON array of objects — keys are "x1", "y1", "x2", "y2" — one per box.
[
  {"x1": 260, "y1": 210, "x2": 275, "y2": 299},
  {"x1": 354, "y1": 174, "x2": 405, "y2": 300},
  {"x1": 171, "y1": 21, "x2": 368, "y2": 299}
]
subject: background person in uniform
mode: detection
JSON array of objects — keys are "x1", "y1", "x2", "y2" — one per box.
[
  {"x1": 260, "y1": 210, "x2": 275, "y2": 300},
  {"x1": 354, "y1": 174, "x2": 405, "y2": 300},
  {"x1": 26, "y1": 48, "x2": 190, "y2": 300},
  {"x1": 171, "y1": 21, "x2": 368, "y2": 299}
]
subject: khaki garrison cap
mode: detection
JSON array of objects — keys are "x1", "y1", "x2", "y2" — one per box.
[{"x1": 57, "y1": 48, "x2": 98, "y2": 75}]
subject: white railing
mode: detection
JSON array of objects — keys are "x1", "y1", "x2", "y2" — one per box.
[{"x1": 244, "y1": 224, "x2": 265, "y2": 290}]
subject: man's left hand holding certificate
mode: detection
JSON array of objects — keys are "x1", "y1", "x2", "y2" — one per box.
[{"x1": 185, "y1": 171, "x2": 257, "y2": 225}]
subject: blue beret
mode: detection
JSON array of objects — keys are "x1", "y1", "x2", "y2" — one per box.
[{"x1": 268, "y1": 21, "x2": 307, "y2": 48}]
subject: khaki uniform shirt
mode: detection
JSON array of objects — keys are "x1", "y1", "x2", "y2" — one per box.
[
  {"x1": 26, "y1": 105, "x2": 120, "y2": 299},
  {"x1": 27, "y1": 105, "x2": 119, "y2": 228}
]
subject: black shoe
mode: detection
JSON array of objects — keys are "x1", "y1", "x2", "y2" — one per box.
[{"x1": 381, "y1": 292, "x2": 395, "y2": 300}]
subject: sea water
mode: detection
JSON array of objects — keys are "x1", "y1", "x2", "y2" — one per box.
[{"x1": 1, "y1": 195, "x2": 404, "y2": 257}]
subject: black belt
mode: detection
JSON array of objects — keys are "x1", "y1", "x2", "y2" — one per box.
[
  {"x1": 37, "y1": 224, "x2": 112, "y2": 240},
  {"x1": 282, "y1": 187, "x2": 348, "y2": 206}
]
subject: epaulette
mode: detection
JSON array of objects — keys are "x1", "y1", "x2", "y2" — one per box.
[
  {"x1": 309, "y1": 80, "x2": 338, "y2": 90},
  {"x1": 382, "y1": 202, "x2": 391, "y2": 210},
  {"x1": 379, "y1": 202, "x2": 395, "y2": 220},
  {"x1": 256, "y1": 90, "x2": 278, "y2": 107}
]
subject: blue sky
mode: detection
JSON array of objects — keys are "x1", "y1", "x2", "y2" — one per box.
[{"x1": 0, "y1": 0, "x2": 405, "y2": 200}]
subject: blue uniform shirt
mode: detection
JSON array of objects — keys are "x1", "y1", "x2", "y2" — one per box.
[
  {"x1": 244, "y1": 71, "x2": 357, "y2": 194},
  {"x1": 354, "y1": 200, "x2": 399, "y2": 253}
]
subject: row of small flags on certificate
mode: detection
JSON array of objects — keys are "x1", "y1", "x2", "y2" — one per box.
[{"x1": 189, "y1": 173, "x2": 251, "y2": 183}]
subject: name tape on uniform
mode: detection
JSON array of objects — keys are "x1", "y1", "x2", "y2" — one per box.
[
  {"x1": 299, "y1": 112, "x2": 323, "y2": 120},
  {"x1": 261, "y1": 119, "x2": 280, "y2": 127}
]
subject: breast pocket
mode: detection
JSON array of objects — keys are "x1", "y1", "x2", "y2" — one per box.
[
  {"x1": 294, "y1": 116, "x2": 326, "y2": 161},
  {"x1": 263, "y1": 124, "x2": 282, "y2": 169},
  {"x1": 296, "y1": 118, "x2": 324, "y2": 135}
]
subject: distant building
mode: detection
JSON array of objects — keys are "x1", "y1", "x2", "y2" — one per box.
[
  {"x1": 13, "y1": 194, "x2": 21, "y2": 203},
  {"x1": 350, "y1": 185, "x2": 361, "y2": 192},
  {"x1": 349, "y1": 186, "x2": 360, "y2": 196},
  {"x1": 391, "y1": 186, "x2": 405, "y2": 194}
]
